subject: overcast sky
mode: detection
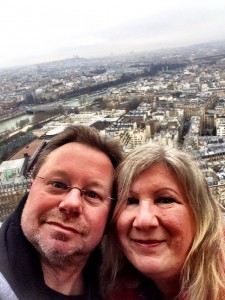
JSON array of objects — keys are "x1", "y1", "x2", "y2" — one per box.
[{"x1": 0, "y1": 0, "x2": 225, "y2": 68}]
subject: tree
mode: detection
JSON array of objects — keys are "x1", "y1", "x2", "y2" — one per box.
[
  {"x1": 25, "y1": 92, "x2": 34, "y2": 104},
  {"x1": 126, "y1": 98, "x2": 140, "y2": 112}
]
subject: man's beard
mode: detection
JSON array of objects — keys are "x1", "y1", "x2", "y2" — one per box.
[
  {"x1": 25, "y1": 212, "x2": 90, "y2": 268},
  {"x1": 30, "y1": 229, "x2": 88, "y2": 268}
]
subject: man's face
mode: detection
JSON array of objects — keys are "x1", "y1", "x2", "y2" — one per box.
[{"x1": 21, "y1": 142, "x2": 115, "y2": 267}]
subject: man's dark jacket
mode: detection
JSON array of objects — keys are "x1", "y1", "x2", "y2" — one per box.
[{"x1": 0, "y1": 194, "x2": 102, "y2": 300}]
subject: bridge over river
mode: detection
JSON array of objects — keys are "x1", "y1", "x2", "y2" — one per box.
[{"x1": 26, "y1": 105, "x2": 58, "y2": 114}]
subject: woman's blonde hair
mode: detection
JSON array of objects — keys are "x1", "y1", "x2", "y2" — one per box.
[{"x1": 101, "y1": 142, "x2": 225, "y2": 299}]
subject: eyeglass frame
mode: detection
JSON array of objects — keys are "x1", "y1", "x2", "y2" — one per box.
[{"x1": 35, "y1": 175, "x2": 116, "y2": 203}]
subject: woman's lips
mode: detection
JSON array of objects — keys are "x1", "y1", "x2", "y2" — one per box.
[{"x1": 131, "y1": 238, "x2": 165, "y2": 248}]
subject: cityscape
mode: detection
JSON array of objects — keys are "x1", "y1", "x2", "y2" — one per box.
[{"x1": 1, "y1": 40, "x2": 225, "y2": 220}]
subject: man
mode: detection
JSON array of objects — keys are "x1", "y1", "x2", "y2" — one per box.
[{"x1": 0, "y1": 125, "x2": 123, "y2": 300}]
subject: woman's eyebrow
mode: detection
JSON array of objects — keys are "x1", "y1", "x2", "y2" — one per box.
[{"x1": 128, "y1": 189, "x2": 138, "y2": 194}]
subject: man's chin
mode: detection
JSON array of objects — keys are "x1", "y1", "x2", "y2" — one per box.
[
  {"x1": 45, "y1": 250, "x2": 82, "y2": 266},
  {"x1": 40, "y1": 245, "x2": 88, "y2": 267},
  {"x1": 31, "y1": 236, "x2": 86, "y2": 266}
]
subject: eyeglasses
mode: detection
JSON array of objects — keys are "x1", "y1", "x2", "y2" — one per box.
[{"x1": 36, "y1": 176, "x2": 115, "y2": 205}]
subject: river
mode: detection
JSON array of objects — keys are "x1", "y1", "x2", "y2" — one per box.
[
  {"x1": 0, "y1": 114, "x2": 34, "y2": 133},
  {"x1": 0, "y1": 93, "x2": 99, "y2": 133}
]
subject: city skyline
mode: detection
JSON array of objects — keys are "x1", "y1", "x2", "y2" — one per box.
[{"x1": 1, "y1": 0, "x2": 225, "y2": 68}]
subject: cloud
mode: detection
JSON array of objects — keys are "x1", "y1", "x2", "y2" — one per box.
[{"x1": 0, "y1": 0, "x2": 225, "y2": 67}]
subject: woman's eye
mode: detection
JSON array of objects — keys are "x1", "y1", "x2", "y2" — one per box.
[
  {"x1": 156, "y1": 197, "x2": 175, "y2": 204},
  {"x1": 127, "y1": 197, "x2": 139, "y2": 205},
  {"x1": 49, "y1": 181, "x2": 67, "y2": 190}
]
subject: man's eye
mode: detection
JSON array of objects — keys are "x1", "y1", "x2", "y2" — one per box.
[
  {"x1": 127, "y1": 197, "x2": 139, "y2": 205},
  {"x1": 85, "y1": 190, "x2": 100, "y2": 199},
  {"x1": 156, "y1": 197, "x2": 175, "y2": 204},
  {"x1": 48, "y1": 181, "x2": 68, "y2": 190}
]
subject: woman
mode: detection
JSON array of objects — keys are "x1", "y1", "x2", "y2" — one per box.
[{"x1": 101, "y1": 143, "x2": 225, "y2": 300}]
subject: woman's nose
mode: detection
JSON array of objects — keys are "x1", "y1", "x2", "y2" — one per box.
[{"x1": 133, "y1": 202, "x2": 159, "y2": 229}]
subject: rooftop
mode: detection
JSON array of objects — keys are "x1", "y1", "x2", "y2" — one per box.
[
  {"x1": 10, "y1": 139, "x2": 45, "y2": 160},
  {"x1": 0, "y1": 158, "x2": 25, "y2": 172}
]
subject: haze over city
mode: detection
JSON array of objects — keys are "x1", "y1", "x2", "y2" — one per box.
[{"x1": 0, "y1": 0, "x2": 225, "y2": 68}]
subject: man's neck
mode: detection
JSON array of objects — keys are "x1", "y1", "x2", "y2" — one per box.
[{"x1": 41, "y1": 258, "x2": 88, "y2": 296}]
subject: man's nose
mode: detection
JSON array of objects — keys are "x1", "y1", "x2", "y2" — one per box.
[
  {"x1": 58, "y1": 188, "x2": 83, "y2": 215},
  {"x1": 133, "y1": 201, "x2": 159, "y2": 229}
]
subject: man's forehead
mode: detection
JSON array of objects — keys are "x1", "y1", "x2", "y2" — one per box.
[
  {"x1": 45, "y1": 142, "x2": 107, "y2": 159},
  {"x1": 37, "y1": 143, "x2": 114, "y2": 178}
]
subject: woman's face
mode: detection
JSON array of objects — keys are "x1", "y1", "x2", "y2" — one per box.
[{"x1": 116, "y1": 163, "x2": 195, "y2": 283}]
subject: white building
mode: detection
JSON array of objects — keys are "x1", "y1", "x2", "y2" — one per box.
[{"x1": 216, "y1": 117, "x2": 225, "y2": 137}]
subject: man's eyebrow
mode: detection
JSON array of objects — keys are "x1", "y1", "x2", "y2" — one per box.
[
  {"x1": 86, "y1": 181, "x2": 110, "y2": 191},
  {"x1": 42, "y1": 170, "x2": 67, "y2": 177}
]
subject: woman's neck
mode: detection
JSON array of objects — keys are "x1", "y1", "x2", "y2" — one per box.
[{"x1": 154, "y1": 277, "x2": 180, "y2": 300}]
